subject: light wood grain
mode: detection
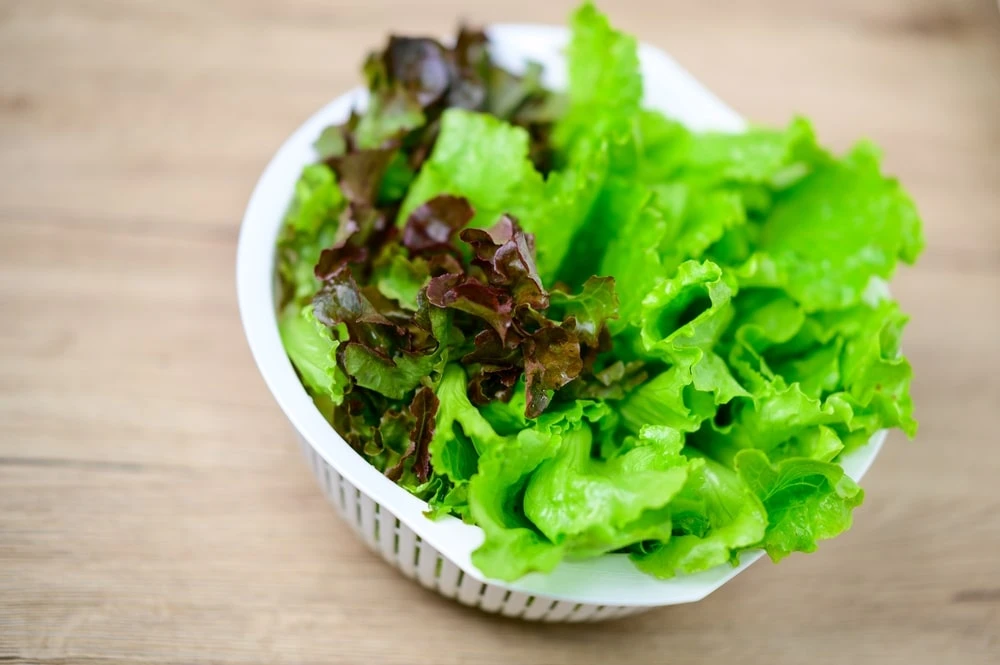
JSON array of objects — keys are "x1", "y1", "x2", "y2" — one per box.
[{"x1": 1, "y1": 0, "x2": 998, "y2": 663}]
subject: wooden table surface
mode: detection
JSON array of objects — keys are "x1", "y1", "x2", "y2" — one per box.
[{"x1": 2, "y1": 0, "x2": 998, "y2": 663}]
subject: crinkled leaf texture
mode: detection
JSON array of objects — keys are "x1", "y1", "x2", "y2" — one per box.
[
  {"x1": 398, "y1": 110, "x2": 544, "y2": 228},
  {"x1": 631, "y1": 450, "x2": 767, "y2": 579},
  {"x1": 279, "y1": 306, "x2": 349, "y2": 406},
  {"x1": 735, "y1": 450, "x2": 864, "y2": 560},
  {"x1": 275, "y1": 1, "x2": 924, "y2": 584}
]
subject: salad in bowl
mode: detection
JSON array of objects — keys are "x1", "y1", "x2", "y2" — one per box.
[{"x1": 244, "y1": 2, "x2": 922, "y2": 600}]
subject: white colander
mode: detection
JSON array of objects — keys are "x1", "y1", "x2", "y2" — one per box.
[{"x1": 236, "y1": 23, "x2": 886, "y2": 622}]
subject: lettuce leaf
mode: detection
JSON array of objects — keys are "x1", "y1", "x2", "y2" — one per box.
[
  {"x1": 548, "y1": 276, "x2": 619, "y2": 346},
  {"x1": 632, "y1": 452, "x2": 767, "y2": 578},
  {"x1": 565, "y1": 2, "x2": 642, "y2": 115},
  {"x1": 341, "y1": 345, "x2": 437, "y2": 400},
  {"x1": 752, "y1": 143, "x2": 925, "y2": 311},
  {"x1": 681, "y1": 117, "x2": 827, "y2": 186},
  {"x1": 278, "y1": 305, "x2": 349, "y2": 405},
  {"x1": 398, "y1": 109, "x2": 543, "y2": 227},
  {"x1": 524, "y1": 424, "x2": 689, "y2": 556},
  {"x1": 468, "y1": 425, "x2": 566, "y2": 580},
  {"x1": 735, "y1": 449, "x2": 864, "y2": 560},
  {"x1": 555, "y1": 1, "x2": 642, "y2": 155},
  {"x1": 592, "y1": 179, "x2": 660, "y2": 320},
  {"x1": 533, "y1": 135, "x2": 610, "y2": 279},
  {"x1": 277, "y1": 164, "x2": 345, "y2": 305},
  {"x1": 430, "y1": 364, "x2": 497, "y2": 483}
]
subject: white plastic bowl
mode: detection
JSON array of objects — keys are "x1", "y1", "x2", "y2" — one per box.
[{"x1": 236, "y1": 24, "x2": 886, "y2": 622}]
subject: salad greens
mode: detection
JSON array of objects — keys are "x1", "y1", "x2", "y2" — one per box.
[{"x1": 276, "y1": 2, "x2": 923, "y2": 581}]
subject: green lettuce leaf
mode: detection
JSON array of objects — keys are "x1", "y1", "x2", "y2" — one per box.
[
  {"x1": 835, "y1": 302, "x2": 917, "y2": 438},
  {"x1": 372, "y1": 246, "x2": 429, "y2": 311},
  {"x1": 398, "y1": 109, "x2": 543, "y2": 227},
  {"x1": 656, "y1": 186, "x2": 746, "y2": 275},
  {"x1": 555, "y1": 1, "x2": 642, "y2": 154},
  {"x1": 680, "y1": 117, "x2": 827, "y2": 187},
  {"x1": 468, "y1": 425, "x2": 565, "y2": 581},
  {"x1": 625, "y1": 110, "x2": 691, "y2": 183},
  {"x1": 592, "y1": 178, "x2": 660, "y2": 320},
  {"x1": 277, "y1": 164, "x2": 345, "y2": 304},
  {"x1": 341, "y1": 345, "x2": 435, "y2": 400},
  {"x1": 735, "y1": 449, "x2": 865, "y2": 560},
  {"x1": 631, "y1": 452, "x2": 767, "y2": 578},
  {"x1": 286, "y1": 163, "x2": 345, "y2": 234},
  {"x1": 619, "y1": 261, "x2": 748, "y2": 433},
  {"x1": 377, "y1": 152, "x2": 416, "y2": 204},
  {"x1": 619, "y1": 352, "x2": 745, "y2": 436},
  {"x1": 565, "y1": 2, "x2": 641, "y2": 115},
  {"x1": 524, "y1": 423, "x2": 689, "y2": 556},
  {"x1": 707, "y1": 378, "x2": 856, "y2": 465},
  {"x1": 533, "y1": 134, "x2": 610, "y2": 279},
  {"x1": 548, "y1": 276, "x2": 619, "y2": 346},
  {"x1": 751, "y1": 143, "x2": 925, "y2": 311},
  {"x1": 429, "y1": 365, "x2": 499, "y2": 483},
  {"x1": 638, "y1": 260, "x2": 735, "y2": 361},
  {"x1": 278, "y1": 305, "x2": 350, "y2": 405},
  {"x1": 355, "y1": 88, "x2": 426, "y2": 150}
]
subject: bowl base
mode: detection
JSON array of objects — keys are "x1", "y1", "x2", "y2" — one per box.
[{"x1": 298, "y1": 435, "x2": 650, "y2": 622}]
